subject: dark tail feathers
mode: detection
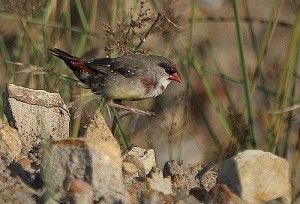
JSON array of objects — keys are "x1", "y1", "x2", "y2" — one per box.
[
  {"x1": 49, "y1": 48, "x2": 81, "y2": 62},
  {"x1": 49, "y1": 48, "x2": 86, "y2": 71}
]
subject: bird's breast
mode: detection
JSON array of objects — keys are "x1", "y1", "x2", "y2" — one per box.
[
  {"x1": 140, "y1": 76, "x2": 170, "y2": 98},
  {"x1": 102, "y1": 74, "x2": 170, "y2": 100},
  {"x1": 103, "y1": 75, "x2": 147, "y2": 100}
]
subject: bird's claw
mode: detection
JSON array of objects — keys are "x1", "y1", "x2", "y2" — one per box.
[{"x1": 108, "y1": 102, "x2": 155, "y2": 116}]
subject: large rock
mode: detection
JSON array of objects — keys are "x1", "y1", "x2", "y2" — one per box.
[
  {"x1": 217, "y1": 150, "x2": 291, "y2": 204},
  {"x1": 3, "y1": 84, "x2": 70, "y2": 149},
  {"x1": 42, "y1": 138, "x2": 129, "y2": 203}
]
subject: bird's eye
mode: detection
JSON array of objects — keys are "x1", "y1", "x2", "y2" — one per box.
[{"x1": 159, "y1": 62, "x2": 176, "y2": 75}]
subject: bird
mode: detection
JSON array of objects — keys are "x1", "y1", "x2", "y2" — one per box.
[{"x1": 49, "y1": 48, "x2": 182, "y2": 116}]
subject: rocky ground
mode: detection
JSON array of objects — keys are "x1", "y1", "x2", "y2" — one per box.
[{"x1": 0, "y1": 84, "x2": 292, "y2": 203}]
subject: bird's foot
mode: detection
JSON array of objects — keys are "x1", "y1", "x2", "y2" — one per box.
[{"x1": 107, "y1": 102, "x2": 155, "y2": 116}]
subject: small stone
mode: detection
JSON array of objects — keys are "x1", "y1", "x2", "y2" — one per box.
[
  {"x1": 189, "y1": 187, "x2": 209, "y2": 203},
  {"x1": 163, "y1": 160, "x2": 204, "y2": 196},
  {"x1": 68, "y1": 179, "x2": 93, "y2": 194},
  {"x1": 175, "y1": 195, "x2": 203, "y2": 204},
  {"x1": 217, "y1": 150, "x2": 291, "y2": 204},
  {"x1": 123, "y1": 147, "x2": 156, "y2": 177},
  {"x1": 208, "y1": 184, "x2": 246, "y2": 204},
  {"x1": 0, "y1": 158, "x2": 39, "y2": 203},
  {"x1": 68, "y1": 179, "x2": 93, "y2": 204},
  {"x1": 3, "y1": 84, "x2": 70, "y2": 149},
  {"x1": 198, "y1": 164, "x2": 218, "y2": 192},
  {"x1": 141, "y1": 190, "x2": 175, "y2": 203},
  {"x1": 147, "y1": 168, "x2": 173, "y2": 195},
  {"x1": 123, "y1": 162, "x2": 139, "y2": 175},
  {"x1": 0, "y1": 122, "x2": 22, "y2": 160},
  {"x1": 17, "y1": 158, "x2": 33, "y2": 172}
]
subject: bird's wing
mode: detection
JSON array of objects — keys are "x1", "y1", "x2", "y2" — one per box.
[
  {"x1": 86, "y1": 56, "x2": 142, "y2": 78},
  {"x1": 85, "y1": 58, "x2": 114, "y2": 75}
]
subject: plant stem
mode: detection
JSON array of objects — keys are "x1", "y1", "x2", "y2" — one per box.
[{"x1": 232, "y1": 0, "x2": 256, "y2": 148}]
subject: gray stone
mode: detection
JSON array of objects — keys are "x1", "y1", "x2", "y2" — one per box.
[
  {"x1": 163, "y1": 161, "x2": 206, "y2": 196},
  {"x1": 0, "y1": 157, "x2": 39, "y2": 203},
  {"x1": 123, "y1": 147, "x2": 156, "y2": 177},
  {"x1": 217, "y1": 150, "x2": 291, "y2": 204},
  {"x1": 147, "y1": 168, "x2": 173, "y2": 195},
  {"x1": 3, "y1": 84, "x2": 70, "y2": 149},
  {"x1": 42, "y1": 138, "x2": 129, "y2": 203},
  {"x1": 141, "y1": 190, "x2": 175, "y2": 204}
]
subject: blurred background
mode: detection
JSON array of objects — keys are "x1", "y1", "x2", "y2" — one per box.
[{"x1": 0, "y1": 0, "x2": 299, "y2": 202}]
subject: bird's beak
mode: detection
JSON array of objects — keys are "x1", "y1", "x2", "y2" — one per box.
[{"x1": 169, "y1": 73, "x2": 182, "y2": 83}]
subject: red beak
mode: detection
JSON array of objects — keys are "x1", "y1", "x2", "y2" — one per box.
[{"x1": 169, "y1": 73, "x2": 182, "y2": 83}]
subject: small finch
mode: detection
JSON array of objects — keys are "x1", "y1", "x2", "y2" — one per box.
[{"x1": 49, "y1": 48, "x2": 182, "y2": 115}]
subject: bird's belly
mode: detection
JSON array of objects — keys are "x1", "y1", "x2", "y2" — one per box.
[{"x1": 104, "y1": 80, "x2": 147, "y2": 100}]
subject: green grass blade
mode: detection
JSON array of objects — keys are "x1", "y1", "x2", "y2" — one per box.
[
  {"x1": 74, "y1": 0, "x2": 89, "y2": 32},
  {"x1": 0, "y1": 36, "x2": 16, "y2": 84},
  {"x1": 193, "y1": 58, "x2": 233, "y2": 139},
  {"x1": 111, "y1": 107, "x2": 131, "y2": 151},
  {"x1": 232, "y1": 0, "x2": 256, "y2": 148},
  {"x1": 249, "y1": 0, "x2": 283, "y2": 96},
  {"x1": 265, "y1": 3, "x2": 300, "y2": 153},
  {"x1": 71, "y1": 0, "x2": 91, "y2": 137},
  {"x1": 197, "y1": 7, "x2": 237, "y2": 112}
]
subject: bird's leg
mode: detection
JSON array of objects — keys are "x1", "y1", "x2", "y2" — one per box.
[{"x1": 107, "y1": 100, "x2": 155, "y2": 116}]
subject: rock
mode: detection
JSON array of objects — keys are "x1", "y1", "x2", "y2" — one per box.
[
  {"x1": 42, "y1": 138, "x2": 129, "y2": 203},
  {"x1": 141, "y1": 189, "x2": 205, "y2": 204},
  {"x1": 0, "y1": 157, "x2": 39, "y2": 203},
  {"x1": 123, "y1": 162, "x2": 139, "y2": 176},
  {"x1": 147, "y1": 168, "x2": 173, "y2": 195},
  {"x1": 163, "y1": 161, "x2": 205, "y2": 196},
  {"x1": 197, "y1": 164, "x2": 218, "y2": 192},
  {"x1": 0, "y1": 122, "x2": 22, "y2": 160},
  {"x1": 85, "y1": 111, "x2": 119, "y2": 149},
  {"x1": 123, "y1": 147, "x2": 156, "y2": 177},
  {"x1": 175, "y1": 194, "x2": 203, "y2": 204},
  {"x1": 207, "y1": 184, "x2": 245, "y2": 204},
  {"x1": 68, "y1": 179, "x2": 93, "y2": 204},
  {"x1": 17, "y1": 158, "x2": 33, "y2": 172},
  {"x1": 189, "y1": 187, "x2": 209, "y2": 203},
  {"x1": 123, "y1": 174, "x2": 148, "y2": 204},
  {"x1": 141, "y1": 190, "x2": 175, "y2": 203},
  {"x1": 3, "y1": 84, "x2": 70, "y2": 149},
  {"x1": 217, "y1": 150, "x2": 291, "y2": 204}
]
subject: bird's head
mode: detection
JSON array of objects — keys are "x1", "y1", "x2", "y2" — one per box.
[{"x1": 158, "y1": 61, "x2": 182, "y2": 83}]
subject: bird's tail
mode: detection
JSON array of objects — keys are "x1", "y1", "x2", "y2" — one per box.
[
  {"x1": 49, "y1": 48, "x2": 81, "y2": 61},
  {"x1": 49, "y1": 48, "x2": 85, "y2": 71}
]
